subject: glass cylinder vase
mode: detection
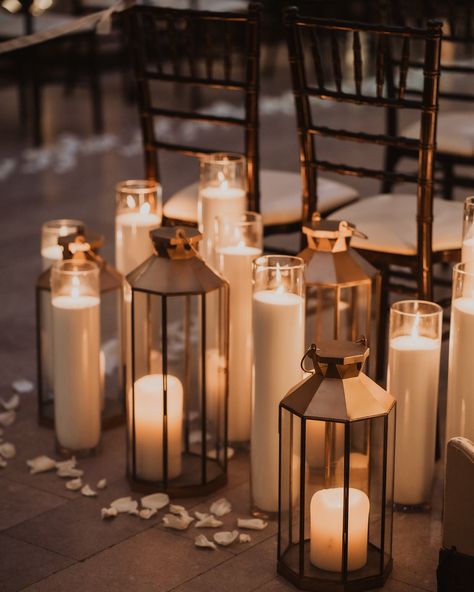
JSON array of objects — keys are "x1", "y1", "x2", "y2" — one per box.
[
  {"x1": 214, "y1": 212, "x2": 263, "y2": 446},
  {"x1": 115, "y1": 180, "x2": 162, "y2": 275},
  {"x1": 462, "y1": 196, "x2": 474, "y2": 265},
  {"x1": 198, "y1": 153, "x2": 247, "y2": 262},
  {"x1": 50, "y1": 259, "x2": 102, "y2": 456},
  {"x1": 251, "y1": 255, "x2": 305, "y2": 517},
  {"x1": 446, "y1": 263, "x2": 474, "y2": 445},
  {"x1": 387, "y1": 300, "x2": 442, "y2": 509}
]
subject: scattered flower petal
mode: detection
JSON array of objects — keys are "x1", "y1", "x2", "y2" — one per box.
[
  {"x1": 213, "y1": 530, "x2": 239, "y2": 547},
  {"x1": 81, "y1": 484, "x2": 97, "y2": 497},
  {"x1": 97, "y1": 478, "x2": 107, "y2": 490},
  {"x1": 101, "y1": 507, "x2": 118, "y2": 519},
  {"x1": 195, "y1": 511, "x2": 210, "y2": 521},
  {"x1": 207, "y1": 447, "x2": 235, "y2": 460},
  {"x1": 195, "y1": 515, "x2": 223, "y2": 528},
  {"x1": 237, "y1": 518, "x2": 268, "y2": 530},
  {"x1": 57, "y1": 466, "x2": 84, "y2": 478},
  {"x1": 139, "y1": 508, "x2": 157, "y2": 520},
  {"x1": 239, "y1": 533, "x2": 251, "y2": 543},
  {"x1": 163, "y1": 513, "x2": 194, "y2": 530},
  {"x1": 0, "y1": 458, "x2": 7, "y2": 468},
  {"x1": 0, "y1": 394, "x2": 20, "y2": 410},
  {"x1": 169, "y1": 504, "x2": 187, "y2": 515},
  {"x1": 65, "y1": 478, "x2": 83, "y2": 491},
  {"x1": 12, "y1": 379, "x2": 34, "y2": 394},
  {"x1": 141, "y1": 492, "x2": 169, "y2": 511},
  {"x1": 110, "y1": 496, "x2": 138, "y2": 514},
  {"x1": 195, "y1": 534, "x2": 217, "y2": 550},
  {"x1": 209, "y1": 498, "x2": 231, "y2": 517},
  {"x1": 27, "y1": 455, "x2": 56, "y2": 474},
  {"x1": 0, "y1": 442, "x2": 16, "y2": 459},
  {"x1": 0, "y1": 410, "x2": 15, "y2": 427}
]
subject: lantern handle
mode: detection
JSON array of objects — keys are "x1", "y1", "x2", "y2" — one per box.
[{"x1": 300, "y1": 343, "x2": 319, "y2": 374}]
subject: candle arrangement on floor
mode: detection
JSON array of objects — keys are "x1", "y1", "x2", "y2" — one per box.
[
  {"x1": 32, "y1": 166, "x2": 474, "y2": 591},
  {"x1": 125, "y1": 226, "x2": 229, "y2": 495},
  {"x1": 277, "y1": 340, "x2": 395, "y2": 591}
]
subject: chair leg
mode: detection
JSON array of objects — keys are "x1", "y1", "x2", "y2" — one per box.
[
  {"x1": 31, "y1": 66, "x2": 42, "y2": 147},
  {"x1": 376, "y1": 266, "x2": 390, "y2": 382},
  {"x1": 442, "y1": 161, "x2": 454, "y2": 200},
  {"x1": 382, "y1": 146, "x2": 399, "y2": 194}
]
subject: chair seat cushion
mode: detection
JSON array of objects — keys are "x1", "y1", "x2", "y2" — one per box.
[
  {"x1": 403, "y1": 111, "x2": 474, "y2": 157},
  {"x1": 163, "y1": 169, "x2": 359, "y2": 225},
  {"x1": 329, "y1": 194, "x2": 463, "y2": 255},
  {"x1": 0, "y1": 12, "x2": 94, "y2": 39}
]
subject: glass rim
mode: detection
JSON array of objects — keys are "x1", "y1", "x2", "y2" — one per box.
[
  {"x1": 453, "y1": 262, "x2": 474, "y2": 277},
  {"x1": 115, "y1": 180, "x2": 160, "y2": 194},
  {"x1": 214, "y1": 211, "x2": 262, "y2": 226},
  {"x1": 199, "y1": 152, "x2": 246, "y2": 165},
  {"x1": 51, "y1": 259, "x2": 100, "y2": 276},
  {"x1": 390, "y1": 299, "x2": 442, "y2": 317},
  {"x1": 42, "y1": 219, "x2": 84, "y2": 231},
  {"x1": 253, "y1": 255, "x2": 305, "y2": 271}
]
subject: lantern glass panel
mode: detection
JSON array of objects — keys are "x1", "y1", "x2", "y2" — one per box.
[{"x1": 383, "y1": 408, "x2": 396, "y2": 567}]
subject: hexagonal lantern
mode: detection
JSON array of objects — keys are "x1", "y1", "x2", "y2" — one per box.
[
  {"x1": 278, "y1": 339, "x2": 396, "y2": 591},
  {"x1": 299, "y1": 216, "x2": 381, "y2": 374},
  {"x1": 126, "y1": 227, "x2": 229, "y2": 496},
  {"x1": 36, "y1": 230, "x2": 125, "y2": 430}
]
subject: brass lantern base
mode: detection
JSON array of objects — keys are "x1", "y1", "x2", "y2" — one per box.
[
  {"x1": 127, "y1": 454, "x2": 227, "y2": 498},
  {"x1": 278, "y1": 542, "x2": 392, "y2": 592}
]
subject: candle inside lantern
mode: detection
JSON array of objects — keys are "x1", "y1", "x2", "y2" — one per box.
[
  {"x1": 115, "y1": 180, "x2": 162, "y2": 275},
  {"x1": 446, "y1": 265, "x2": 474, "y2": 443},
  {"x1": 387, "y1": 302, "x2": 442, "y2": 507},
  {"x1": 251, "y1": 257, "x2": 305, "y2": 513},
  {"x1": 41, "y1": 219, "x2": 84, "y2": 270},
  {"x1": 51, "y1": 261, "x2": 101, "y2": 452},
  {"x1": 310, "y1": 487, "x2": 370, "y2": 572},
  {"x1": 133, "y1": 374, "x2": 183, "y2": 481}
]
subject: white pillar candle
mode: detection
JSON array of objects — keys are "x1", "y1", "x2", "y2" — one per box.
[
  {"x1": 52, "y1": 294, "x2": 101, "y2": 451},
  {"x1": 41, "y1": 245, "x2": 64, "y2": 271},
  {"x1": 388, "y1": 331, "x2": 441, "y2": 506},
  {"x1": 115, "y1": 203, "x2": 161, "y2": 275},
  {"x1": 199, "y1": 184, "x2": 246, "y2": 261},
  {"x1": 215, "y1": 244, "x2": 262, "y2": 442},
  {"x1": 310, "y1": 487, "x2": 370, "y2": 572},
  {"x1": 251, "y1": 288, "x2": 305, "y2": 513},
  {"x1": 133, "y1": 374, "x2": 183, "y2": 481},
  {"x1": 446, "y1": 297, "x2": 474, "y2": 443},
  {"x1": 462, "y1": 237, "x2": 474, "y2": 264}
]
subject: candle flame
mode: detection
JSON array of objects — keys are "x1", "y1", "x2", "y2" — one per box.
[
  {"x1": 126, "y1": 194, "x2": 136, "y2": 209},
  {"x1": 217, "y1": 171, "x2": 229, "y2": 192},
  {"x1": 410, "y1": 313, "x2": 420, "y2": 339},
  {"x1": 59, "y1": 226, "x2": 68, "y2": 237},
  {"x1": 275, "y1": 262, "x2": 285, "y2": 294},
  {"x1": 139, "y1": 202, "x2": 151, "y2": 216}
]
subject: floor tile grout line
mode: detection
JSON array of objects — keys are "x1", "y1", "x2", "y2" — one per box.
[{"x1": 391, "y1": 574, "x2": 435, "y2": 592}]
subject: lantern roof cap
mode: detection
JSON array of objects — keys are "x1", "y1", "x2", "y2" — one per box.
[
  {"x1": 151, "y1": 226, "x2": 201, "y2": 249},
  {"x1": 302, "y1": 217, "x2": 357, "y2": 239},
  {"x1": 314, "y1": 339, "x2": 368, "y2": 365}
]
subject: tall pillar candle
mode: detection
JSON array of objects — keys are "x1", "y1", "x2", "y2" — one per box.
[
  {"x1": 387, "y1": 300, "x2": 442, "y2": 507},
  {"x1": 115, "y1": 180, "x2": 162, "y2": 275},
  {"x1": 214, "y1": 213, "x2": 263, "y2": 443},
  {"x1": 198, "y1": 153, "x2": 247, "y2": 262},
  {"x1": 251, "y1": 256, "x2": 305, "y2": 514},
  {"x1": 51, "y1": 260, "x2": 101, "y2": 453},
  {"x1": 133, "y1": 374, "x2": 183, "y2": 481},
  {"x1": 446, "y1": 264, "x2": 474, "y2": 443},
  {"x1": 310, "y1": 488, "x2": 370, "y2": 572}
]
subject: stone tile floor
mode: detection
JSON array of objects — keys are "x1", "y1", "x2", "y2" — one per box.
[{"x1": 0, "y1": 37, "x2": 465, "y2": 591}]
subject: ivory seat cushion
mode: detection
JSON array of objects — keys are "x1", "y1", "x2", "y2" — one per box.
[
  {"x1": 403, "y1": 111, "x2": 474, "y2": 157},
  {"x1": 163, "y1": 169, "x2": 359, "y2": 225},
  {"x1": 0, "y1": 12, "x2": 95, "y2": 38},
  {"x1": 329, "y1": 194, "x2": 463, "y2": 255}
]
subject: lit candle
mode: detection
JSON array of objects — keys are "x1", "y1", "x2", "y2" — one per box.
[
  {"x1": 115, "y1": 201, "x2": 161, "y2": 275},
  {"x1": 310, "y1": 487, "x2": 370, "y2": 572},
  {"x1": 133, "y1": 374, "x2": 183, "y2": 481},
  {"x1": 41, "y1": 219, "x2": 84, "y2": 270},
  {"x1": 446, "y1": 267, "x2": 474, "y2": 443},
  {"x1": 214, "y1": 213, "x2": 263, "y2": 443},
  {"x1": 387, "y1": 302, "x2": 442, "y2": 507},
  {"x1": 251, "y1": 257, "x2": 305, "y2": 513},
  {"x1": 51, "y1": 261, "x2": 101, "y2": 453}
]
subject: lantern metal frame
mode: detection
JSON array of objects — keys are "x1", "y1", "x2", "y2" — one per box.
[
  {"x1": 36, "y1": 232, "x2": 126, "y2": 430},
  {"x1": 126, "y1": 227, "x2": 230, "y2": 497},
  {"x1": 299, "y1": 216, "x2": 382, "y2": 378},
  {"x1": 277, "y1": 340, "x2": 396, "y2": 592}
]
